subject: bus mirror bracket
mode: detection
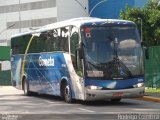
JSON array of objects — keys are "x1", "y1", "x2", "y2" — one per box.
[
  {"x1": 141, "y1": 41, "x2": 149, "y2": 59},
  {"x1": 145, "y1": 47, "x2": 149, "y2": 60},
  {"x1": 78, "y1": 42, "x2": 85, "y2": 59},
  {"x1": 141, "y1": 41, "x2": 145, "y2": 47},
  {"x1": 78, "y1": 48, "x2": 83, "y2": 59}
]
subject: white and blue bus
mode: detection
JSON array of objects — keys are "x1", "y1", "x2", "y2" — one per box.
[{"x1": 11, "y1": 17, "x2": 145, "y2": 103}]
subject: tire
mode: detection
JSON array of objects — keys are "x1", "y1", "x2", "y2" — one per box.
[
  {"x1": 111, "y1": 98, "x2": 121, "y2": 102},
  {"x1": 23, "y1": 80, "x2": 32, "y2": 96},
  {"x1": 63, "y1": 83, "x2": 73, "y2": 103}
]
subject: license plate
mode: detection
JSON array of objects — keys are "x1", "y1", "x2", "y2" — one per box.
[{"x1": 112, "y1": 92, "x2": 123, "y2": 97}]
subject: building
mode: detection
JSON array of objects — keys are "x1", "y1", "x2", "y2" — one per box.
[
  {"x1": 0, "y1": 0, "x2": 148, "y2": 46},
  {"x1": 89, "y1": 0, "x2": 148, "y2": 19},
  {"x1": 0, "y1": 0, "x2": 88, "y2": 46}
]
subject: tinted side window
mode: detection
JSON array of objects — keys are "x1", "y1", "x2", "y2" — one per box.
[
  {"x1": 70, "y1": 26, "x2": 83, "y2": 77},
  {"x1": 50, "y1": 27, "x2": 69, "y2": 52},
  {"x1": 27, "y1": 32, "x2": 48, "y2": 53},
  {"x1": 11, "y1": 34, "x2": 32, "y2": 54},
  {"x1": 70, "y1": 26, "x2": 79, "y2": 55},
  {"x1": 37, "y1": 32, "x2": 48, "y2": 52},
  {"x1": 11, "y1": 27, "x2": 70, "y2": 54},
  {"x1": 60, "y1": 27, "x2": 69, "y2": 52}
]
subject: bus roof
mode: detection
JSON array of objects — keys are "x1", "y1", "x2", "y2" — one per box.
[{"x1": 11, "y1": 17, "x2": 135, "y2": 38}]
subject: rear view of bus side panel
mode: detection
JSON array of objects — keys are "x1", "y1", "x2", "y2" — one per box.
[{"x1": 11, "y1": 55, "x2": 24, "y2": 89}]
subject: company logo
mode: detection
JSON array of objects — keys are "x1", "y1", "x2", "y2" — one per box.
[{"x1": 38, "y1": 56, "x2": 54, "y2": 67}]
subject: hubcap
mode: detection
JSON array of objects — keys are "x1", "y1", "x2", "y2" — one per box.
[
  {"x1": 24, "y1": 81, "x2": 27, "y2": 94},
  {"x1": 65, "y1": 85, "x2": 71, "y2": 102}
]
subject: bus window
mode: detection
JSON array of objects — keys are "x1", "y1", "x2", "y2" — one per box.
[
  {"x1": 37, "y1": 32, "x2": 48, "y2": 52},
  {"x1": 46, "y1": 31, "x2": 53, "y2": 52},
  {"x1": 50, "y1": 27, "x2": 69, "y2": 52},
  {"x1": 28, "y1": 35, "x2": 39, "y2": 53},
  {"x1": 60, "y1": 27, "x2": 69, "y2": 52},
  {"x1": 70, "y1": 26, "x2": 79, "y2": 66},
  {"x1": 11, "y1": 35, "x2": 32, "y2": 54},
  {"x1": 70, "y1": 26, "x2": 82, "y2": 76},
  {"x1": 52, "y1": 29, "x2": 59, "y2": 51}
]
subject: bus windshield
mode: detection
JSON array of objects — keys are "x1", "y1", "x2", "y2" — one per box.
[{"x1": 81, "y1": 26, "x2": 144, "y2": 79}]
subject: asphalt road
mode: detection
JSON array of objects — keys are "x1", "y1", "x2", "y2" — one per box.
[{"x1": 0, "y1": 86, "x2": 160, "y2": 120}]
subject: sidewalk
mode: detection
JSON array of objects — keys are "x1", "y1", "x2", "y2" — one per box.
[
  {"x1": 134, "y1": 92, "x2": 160, "y2": 102},
  {"x1": 135, "y1": 96, "x2": 160, "y2": 102},
  {"x1": 0, "y1": 86, "x2": 23, "y2": 95}
]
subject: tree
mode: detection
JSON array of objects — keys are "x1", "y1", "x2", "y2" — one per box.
[{"x1": 120, "y1": 0, "x2": 160, "y2": 47}]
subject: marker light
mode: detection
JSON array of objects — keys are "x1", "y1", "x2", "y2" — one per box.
[
  {"x1": 86, "y1": 85, "x2": 102, "y2": 90},
  {"x1": 133, "y1": 83, "x2": 144, "y2": 88}
]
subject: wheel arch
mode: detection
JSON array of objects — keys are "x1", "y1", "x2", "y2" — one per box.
[{"x1": 60, "y1": 77, "x2": 69, "y2": 98}]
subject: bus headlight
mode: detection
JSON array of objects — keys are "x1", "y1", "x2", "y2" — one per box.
[
  {"x1": 133, "y1": 83, "x2": 144, "y2": 88},
  {"x1": 86, "y1": 85, "x2": 102, "y2": 90}
]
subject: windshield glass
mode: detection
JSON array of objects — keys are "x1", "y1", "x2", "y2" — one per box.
[{"x1": 81, "y1": 26, "x2": 144, "y2": 79}]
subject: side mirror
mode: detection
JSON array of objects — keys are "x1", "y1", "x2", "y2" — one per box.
[
  {"x1": 78, "y1": 48, "x2": 83, "y2": 59},
  {"x1": 141, "y1": 41, "x2": 145, "y2": 47},
  {"x1": 141, "y1": 41, "x2": 149, "y2": 59},
  {"x1": 78, "y1": 42, "x2": 85, "y2": 59},
  {"x1": 145, "y1": 48, "x2": 149, "y2": 59}
]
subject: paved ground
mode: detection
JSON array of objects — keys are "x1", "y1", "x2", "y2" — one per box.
[{"x1": 0, "y1": 86, "x2": 160, "y2": 120}]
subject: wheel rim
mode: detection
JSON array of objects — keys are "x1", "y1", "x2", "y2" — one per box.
[
  {"x1": 24, "y1": 81, "x2": 27, "y2": 94},
  {"x1": 64, "y1": 85, "x2": 71, "y2": 102}
]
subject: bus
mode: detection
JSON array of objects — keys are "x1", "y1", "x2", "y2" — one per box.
[{"x1": 11, "y1": 17, "x2": 145, "y2": 103}]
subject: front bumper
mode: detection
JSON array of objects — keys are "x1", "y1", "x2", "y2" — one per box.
[{"x1": 85, "y1": 87, "x2": 145, "y2": 101}]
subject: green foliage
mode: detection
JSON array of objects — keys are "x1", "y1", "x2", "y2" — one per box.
[
  {"x1": 145, "y1": 88, "x2": 160, "y2": 93},
  {"x1": 0, "y1": 46, "x2": 10, "y2": 61},
  {"x1": 120, "y1": 0, "x2": 160, "y2": 47}
]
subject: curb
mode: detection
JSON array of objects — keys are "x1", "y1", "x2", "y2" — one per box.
[{"x1": 135, "y1": 96, "x2": 160, "y2": 102}]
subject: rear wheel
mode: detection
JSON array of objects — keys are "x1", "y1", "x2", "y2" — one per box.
[{"x1": 23, "y1": 80, "x2": 32, "y2": 96}]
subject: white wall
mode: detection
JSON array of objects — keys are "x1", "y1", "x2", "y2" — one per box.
[
  {"x1": 0, "y1": 0, "x2": 89, "y2": 46},
  {"x1": 0, "y1": 61, "x2": 11, "y2": 71},
  {"x1": 0, "y1": 0, "x2": 46, "y2": 6},
  {"x1": 57, "y1": 0, "x2": 88, "y2": 21},
  {"x1": 0, "y1": 0, "x2": 57, "y2": 46}
]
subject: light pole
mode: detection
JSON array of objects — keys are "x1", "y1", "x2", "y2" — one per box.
[
  {"x1": 0, "y1": 24, "x2": 15, "y2": 35},
  {"x1": 74, "y1": 0, "x2": 88, "y2": 16},
  {"x1": 18, "y1": 0, "x2": 21, "y2": 33},
  {"x1": 89, "y1": 0, "x2": 107, "y2": 17},
  {"x1": 138, "y1": 17, "x2": 143, "y2": 41},
  {"x1": 73, "y1": 0, "x2": 107, "y2": 17}
]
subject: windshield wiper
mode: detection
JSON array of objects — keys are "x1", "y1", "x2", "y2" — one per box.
[
  {"x1": 113, "y1": 38, "x2": 132, "y2": 76},
  {"x1": 106, "y1": 35, "x2": 133, "y2": 78}
]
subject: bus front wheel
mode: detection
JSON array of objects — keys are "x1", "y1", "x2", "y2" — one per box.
[
  {"x1": 63, "y1": 83, "x2": 73, "y2": 103},
  {"x1": 111, "y1": 98, "x2": 121, "y2": 102}
]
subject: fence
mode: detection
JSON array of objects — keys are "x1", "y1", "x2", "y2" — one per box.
[
  {"x1": 0, "y1": 46, "x2": 11, "y2": 85},
  {"x1": 0, "y1": 46, "x2": 10, "y2": 61},
  {"x1": 0, "y1": 70, "x2": 11, "y2": 85},
  {"x1": 145, "y1": 46, "x2": 160, "y2": 88}
]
